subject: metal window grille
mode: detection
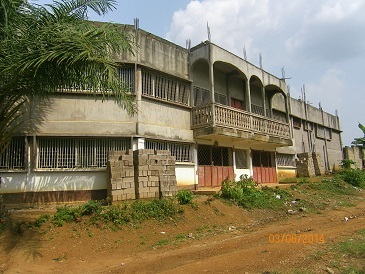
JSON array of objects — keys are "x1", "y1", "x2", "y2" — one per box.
[
  {"x1": 37, "y1": 137, "x2": 131, "y2": 169},
  {"x1": 142, "y1": 70, "x2": 190, "y2": 106},
  {"x1": 272, "y1": 110, "x2": 287, "y2": 122},
  {"x1": 197, "y1": 145, "x2": 230, "y2": 166},
  {"x1": 235, "y1": 149, "x2": 248, "y2": 169},
  {"x1": 117, "y1": 66, "x2": 135, "y2": 93},
  {"x1": 59, "y1": 66, "x2": 134, "y2": 94},
  {"x1": 193, "y1": 86, "x2": 211, "y2": 106},
  {"x1": 276, "y1": 153, "x2": 295, "y2": 167},
  {"x1": 214, "y1": 92, "x2": 227, "y2": 105},
  {"x1": 251, "y1": 104, "x2": 264, "y2": 116},
  {"x1": 0, "y1": 137, "x2": 26, "y2": 170},
  {"x1": 145, "y1": 140, "x2": 192, "y2": 163}
]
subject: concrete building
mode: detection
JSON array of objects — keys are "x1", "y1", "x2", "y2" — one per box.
[{"x1": 0, "y1": 24, "x2": 343, "y2": 203}]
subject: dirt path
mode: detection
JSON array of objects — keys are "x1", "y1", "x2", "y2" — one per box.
[
  {"x1": 1, "y1": 197, "x2": 364, "y2": 274},
  {"x1": 103, "y1": 204, "x2": 365, "y2": 274}
]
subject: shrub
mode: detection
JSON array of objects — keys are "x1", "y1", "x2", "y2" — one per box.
[
  {"x1": 340, "y1": 159, "x2": 356, "y2": 169},
  {"x1": 338, "y1": 168, "x2": 365, "y2": 188},
  {"x1": 176, "y1": 190, "x2": 194, "y2": 205},
  {"x1": 219, "y1": 175, "x2": 290, "y2": 209}
]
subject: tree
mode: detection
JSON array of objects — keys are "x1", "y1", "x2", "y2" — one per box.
[
  {"x1": 0, "y1": 0, "x2": 134, "y2": 155},
  {"x1": 352, "y1": 123, "x2": 365, "y2": 148}
]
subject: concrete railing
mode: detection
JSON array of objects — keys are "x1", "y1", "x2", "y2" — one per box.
[{"x1": 191, "y1": 103, "x2": 291, "y2": 139}]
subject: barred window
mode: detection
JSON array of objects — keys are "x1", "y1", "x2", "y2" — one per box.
[
  {"x1": 37, "y1": 138, "x2": 131, "y2": 169},
  {"x1": 142, "y1": 70, "x2": 190, "y2": 106},
  {"x1": 214, "y1": 92, "x2": 227, "y2": 105},
  {"x1": 251, "y1": 104, "x2": 264, "y2": 116},
  {"x1": 117, "y1": 66, "x2": 135, "y2": 93},
  {"x1": 59, "y1": 66, "x2": 134, "y2": 93},
  {"x1": 272, "y1": 109, "x2": 287, "y2": 122},
  {"x1": 292, "y1": 116, "x2": 301, "y2": 128},
  {"x1": 193, "y1": 86, "x2": 211, "y2": 106},
  {"x1": 145, "y1": 140, "x2": 192, "y2": 163},
  {"x1": 276, "y1": 153, "x2": 295, "y2": 167},
  {"x1": 235, "y1": 149, "x2": 248, "y2": 169},
  {"x1": 0, "y1": 137, "x2": 26, "y2": 170}
]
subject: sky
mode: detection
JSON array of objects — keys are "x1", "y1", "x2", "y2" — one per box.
[{"x1": 32, "y1": 0, "x2": 365, "y2": 146}]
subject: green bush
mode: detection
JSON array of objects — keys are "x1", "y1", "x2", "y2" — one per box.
[
  {"x1": 50, "y1": 198, "x2": 183, "y2": 228},
  {"x1": 219, "y1": 175, "x2": 290, "y2": 209},
  {"x1": 176, "y1": 190, "x2": 194, "y2": 205},
  {"x1": 338, "y1": 168, "x2": 365, "y2": 188}
]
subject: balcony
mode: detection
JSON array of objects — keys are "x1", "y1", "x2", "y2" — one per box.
[{"x1": 191, "y1": 103, "x2": 293, "y2": 147}]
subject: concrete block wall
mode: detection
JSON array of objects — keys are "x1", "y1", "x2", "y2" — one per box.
[
  {"x1": 343, "y1": 146, "x2": 364, "y2": 169},
  {"x1": 107, "y1": 150, "x2": 136, "y2": 202},
  {"x1": 107, "y1": 149, "x2": 177, "y2": 202},
  {"x1": 296, "y1": 153, "x2": 316, "y2": 177},
  {"x1": 312, "y1": 153, "x2": 325, "y2": 175},
  {"x1": 296, "y1": 152, "x2": 325, "y2": 177},
  {"x1": 134, "y1": 149, "x2": 178, "y2": 199}
]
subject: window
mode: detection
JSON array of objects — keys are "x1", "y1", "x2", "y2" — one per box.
[
  {"x1": 235, "y1": 149, "x2": 248, "y2": 169},
  {"x1": 193, "y1": 86, "x2": 211, "y2": 106},
  {"x1": 272, "y1": 109, "x2": 287, "y2": 122},
  {"x1": 292, "y1": 116, "x2": 301, "y2": 128},
  {"x1": 37, "y1": 138, "x2": 130, "y2": 169},
  {"x1": 276, "y1": 153, "x2": 295, "y2": 167},
  {"x1": 0, "y1": 137, "x2": 26, "y2": 170},
  {"x1": 60, "y1": 66, "x2": 135, "y2": 94},
  {"x1": 214, "y1": 92, "x2": 227, "y2": 105},
  {"x1": 231, "y1": 98, "x2": 244, "y2": 110},
  {"x1": 117, "y1": 66, "x2": 135, "y2": 93},
  {"x1": 316, "y1": 125, "x2": 325, "y2": 139},
  {"x1": 197, "y1": 145, "x2": 231, "y2": 166},
  {"x1": 251, "y1": 104, "x2": 264, "y2": 116},
  {"x1": 304, "y1": 121, "x2": 314, "y2": 131},
  {"x1": 145, "y1": 140, "x2": 192, "y2": 163},
  {"x1": 142, "y1": 70, "x2": 190, "y2": 106}
]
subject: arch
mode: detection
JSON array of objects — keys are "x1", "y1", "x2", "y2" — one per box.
[
  {"x1": 249, "y1": 76, "x2": 264, "y2": 115},
  {"x1": 265, "y1": 84, "x2": 288, "y2": 122},
  {"x1": 212, "y1": 61, "x2": 248, "y2": 109}
]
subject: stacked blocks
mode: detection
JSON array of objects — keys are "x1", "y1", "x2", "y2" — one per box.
[
  {"x1": 107, "y1": 150, "x2": 135, "y2": 202},
  {"x1": 296, "y1": 152, "x2": 316, "y2": 177},
  {"x1": 296, "y1": 152, "x2": 325, "y2": 177},
  {"x1": 107, "y1": 149, "x2": 177, "y2": 202},
  {"x1": 133, "y1": 149, "x2": 178, "y2": 199}
]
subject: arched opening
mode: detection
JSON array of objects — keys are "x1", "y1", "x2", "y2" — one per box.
[{"x1": 249, "y1": 76, "x2": 264, "y2": 116}]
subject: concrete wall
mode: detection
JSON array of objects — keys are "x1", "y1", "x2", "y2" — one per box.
[
  {"x1": 138, "y1": 99, "x2": 193, "y2": 142},
  {"x1": 33, "y1": 95, "x2": 136, "y2": 136}
]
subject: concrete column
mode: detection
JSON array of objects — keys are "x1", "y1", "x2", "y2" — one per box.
[
  {"x1": 262, "y1": 86, "x2": 266, "y2": 117},
  {"x1": 246, "y1": 80, "x2": 252, "y2": 112},
  {"x1": 208, "y1": 43, "x2": 216, "y2": 126},
  {"x1": 132, "y1": 137, "x2": 145, "y2": 150}
]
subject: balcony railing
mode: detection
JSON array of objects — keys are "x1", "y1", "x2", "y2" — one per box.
[{"x1": 192, "y1": 103, "x2": 291, "y2": 139}]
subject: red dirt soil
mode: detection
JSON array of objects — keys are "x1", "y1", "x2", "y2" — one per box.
[{"x1": 1, "y1": 193, "x2": 364, "y2": 274}]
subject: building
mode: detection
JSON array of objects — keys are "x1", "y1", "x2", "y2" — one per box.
[{"x1": 0, "y1": 24, "x2": 343, "y2": 203}]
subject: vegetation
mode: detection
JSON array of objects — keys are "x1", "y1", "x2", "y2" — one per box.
[
  {"x1": 176, "y1": 189, "x2": 194, "y2": 205},
  {"x1": 218, "y1": 175, "x2": 291, "y2": 209},
  {"x1": 352, "y1": 123, "x2": 365, "y2": 148},
  {"x1": 50, "y1": 198, "x2": 183, "y2": 227},
  {"x1": 0, "y1": 0, "x2": 134, "y2": 155}
]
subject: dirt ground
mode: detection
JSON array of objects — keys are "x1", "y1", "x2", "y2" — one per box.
[{"x1": 1, "y1": 191, "x2": 364, "y2": 274}]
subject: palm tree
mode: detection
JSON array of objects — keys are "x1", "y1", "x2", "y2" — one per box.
[
  {"x1": 0, "y1": 0, "x2": 134, "y2": 155},
  {"x1": 352, "y1": 123, "x2": 365, "y2": 148}
]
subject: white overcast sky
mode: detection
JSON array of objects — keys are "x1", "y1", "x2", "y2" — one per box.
[{"x1": 32, "y1": 0, "x2": 365, "y2": 146}]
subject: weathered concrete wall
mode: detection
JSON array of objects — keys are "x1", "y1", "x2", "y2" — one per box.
[
  {"x1": 116, "y1": 26, "x2": 189, "y2": 80},
  {"x1": 33, "y1": 95, "x2": 136, "y2": 136},
  {"x1": 343, "y1": 146, "x2": 364, "y2": 168},
  {"x1": 138, "y1": 99, "x2": 193, "y2": 142}
]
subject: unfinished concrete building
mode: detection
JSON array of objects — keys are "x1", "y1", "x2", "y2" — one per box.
[{"x1": 0, "y1": 24, "x2": 343, "y2": 203}]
